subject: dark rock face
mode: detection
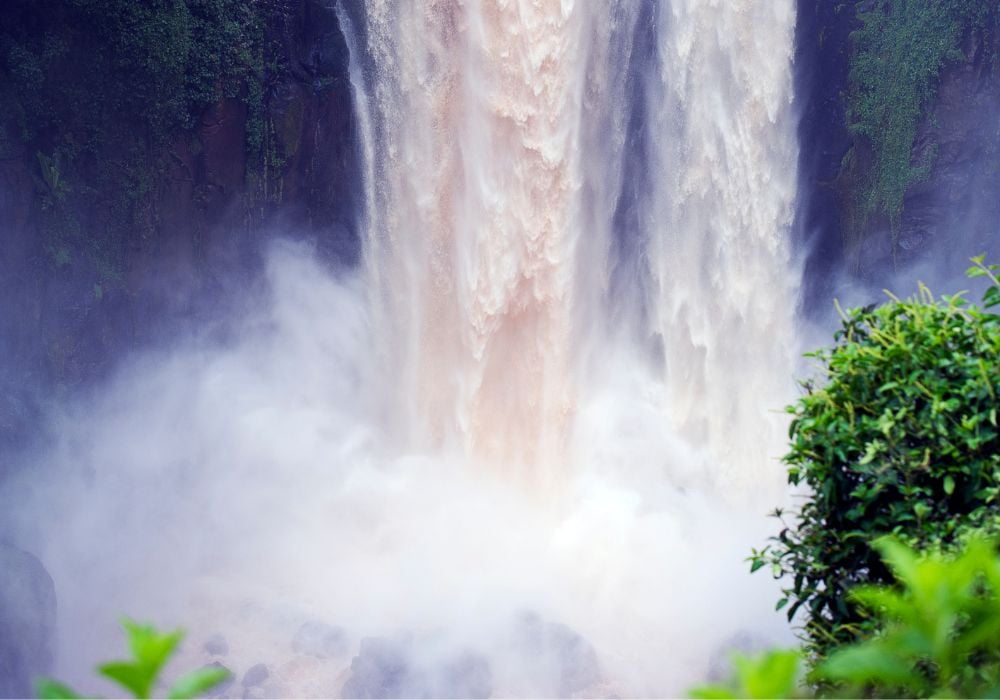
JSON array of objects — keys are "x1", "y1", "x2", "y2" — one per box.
[
  {"x1": 796, "y1": 0, "x2": 1000, "y2": 309},
  {"x1": 897, "y1": 42, "x2": 1000, "y2": 274},
  {"x1": 0, "y1": 544, "x2": 57, "y2": 699},
  {"x1": 793, "y1": 0, "x2": 856, "y2": 314},
  {"x1": 0, "y1": 0, "x2": 363, "y2": 432},
  {"x1": 849, "y1": 23, "x2": 1000, "y2": 282}
]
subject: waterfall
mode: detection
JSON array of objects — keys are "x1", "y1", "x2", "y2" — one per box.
[
  {"x1": 345, "y1": 0, "x2": 799, "y2": 497},
  {"x1": 3, "y1": 1, "x2": 803, "y2": 695},
  {"x1": 648, "y1": 2, "x2": 799, "y2": 495}
]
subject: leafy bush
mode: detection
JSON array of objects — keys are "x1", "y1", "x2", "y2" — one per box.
[
  {"x1": 0, "y1": 0, "x2": 268, "y2": 280},
  {"x1": 697, "y1": 537, "x2": 1000, "y2": 698},
  {"x1": 752, "y1": 258, "x2": 1000, "y2": 660},
  {"x1": 37, "y1": 618, "x2": 229, "y2": 699},
  {"x1": 690, "y1": 649, "x2": 803, "y2": 699},
  {"x1": 817, "y1": 537, "x2": 1000, "y2": 697}
]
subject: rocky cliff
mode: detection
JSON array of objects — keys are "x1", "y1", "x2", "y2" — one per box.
[
  {"x1": 4, "y1": 0, "x2": 1000, "y2": 448},
  {"x1": 797, "y1": 0, "x2": 1000, "y2": 311},
  {"x1": 0, "y1": 0, "x2": 362, "y2": 450}
]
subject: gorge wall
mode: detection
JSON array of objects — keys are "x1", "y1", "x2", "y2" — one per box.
[
  {"x1": 0, "y1": 0, "x2": 362, "y2": 451},
  {"x1": 797, "y1": 0, "x2": 1000, "y2": 310},
  {"x1": 3, "y1": 0, "x2": 1000, "y2": 450}
]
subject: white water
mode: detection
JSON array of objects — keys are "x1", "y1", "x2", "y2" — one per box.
[
  {"x1": 351, "y1": 0, "x2": 798, "y2": 495},
  {"x1": 2, "y1": 1, "x2": 801, "y2": 696}
]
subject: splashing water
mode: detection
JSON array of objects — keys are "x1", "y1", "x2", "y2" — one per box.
[
  {"x1": 350, "y1": 0, "x2": 798, "y2": 492},
  {"x1": 2, "y1": 1, "x2": 801, "y2": 696}
]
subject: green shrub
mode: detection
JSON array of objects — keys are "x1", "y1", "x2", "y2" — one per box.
[
  {"x1": 697, "y1": 537, "x2": 1000, "y2": 699},
  {"x1": 37, "y1": 618, "x2": 230, "y2": 699},
  {"x1": 817, "y1": 537, "x2": 1000, "y2": 698},
  {"x1": 751, "y1": 258, "x2": 1000, "y2": 661}
]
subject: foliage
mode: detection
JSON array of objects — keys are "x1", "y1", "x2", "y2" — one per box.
[
  {"x1": 696, "y1": 537, "x2": 1000, "y2": 699},
  {"x1": 36, "y1": 618, "x2": 230, "y2": 699},
  {"x1": 0, "y1": 0, "x2": 264, "y2": 145},
  {"x1": 0, "y1": 0, "x2": 268, "y2": 281},
  {"x1": 751, "y1": 258, "x2": 1000, "y2": 661},
  {"x1": 846, "y1": 0, "x2": 998, "y2": 251},
  {"x1": 690, "y1": 650, "x2": 803, "y2": 699},
  {"x1": 817, "y1": 537, "x2": 1000, "y2": 698}
]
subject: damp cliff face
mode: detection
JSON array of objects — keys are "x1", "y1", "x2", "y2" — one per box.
[
  {"x1": 0, "y1": 0, "x2": 361, "y2": 443},
  {"x1": 797, "y1": 0, "x2": 1000, "y2": 305}
]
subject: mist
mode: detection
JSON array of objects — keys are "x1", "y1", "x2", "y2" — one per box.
[
  {"x1": 0, "y1": 0, "x2": 812, "y2": 696},
  {"x1": 0, "y1": 240, "x2": 797, "y2": 697}
]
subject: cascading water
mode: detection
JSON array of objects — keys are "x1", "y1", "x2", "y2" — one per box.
[
  {"x1": 350, "y1": 2, "x2": 584, "y2": 475},
  {"x1": 647, "y1": 2, "x2": 799, "y2": 496},
  {"x1": 2, "y1": 1, "x2": 802, "y2": 696},
  {"x1": 345, "y1": 0, "x2": 798, "y2": 495}
]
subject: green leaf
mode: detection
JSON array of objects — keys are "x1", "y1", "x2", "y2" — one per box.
[
  {"x1": 122, "y1": 619, "x2": 182, "y2": 673},
  {"x1": 734, "y1": 649, "x2": 801, "y2": 699},
  {"x1": 168, "y1": 666, "x2": 231, "y2": 700},
  {"x1": 688, "y1": 685, "x2": 738, "y2": 699},
  {"x1": 817, "y1": 644, "x2": 914, "y2": 685},
  {"x1": 98, "y1": 619, "x2": 185, "y2": 698},
  {"x1": 35, "y1": 678, "x2": 82, "y2": 699},
  {"x1": 944, "y1": 475, "x2": 955, "y2": 495},
  {"x1": 99, "y1": 661, "x2": 153, "y2": 699}
]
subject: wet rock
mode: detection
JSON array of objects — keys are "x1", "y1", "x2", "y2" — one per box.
[
  {"x1": 341, "y1": 637, "x2": 409, "y2": 699},
  {"x1": 0, "y1": 543, "x2": 57, "y2": 698},
  {"x1": 204, "y1": 633, "x2": 229, "y2": 657},
  {"x1": 242, "y1": 663, "x2": 270, "y2": 688},
  {"x1": 513, "y1": 612, "x2": 600, "y2": 697},
  {"x1": 340, "y1": 637, "x2": 492, "y2": 699},
  {"x1": 291, "y1": 621, "x2": 348, "y2": 659}
]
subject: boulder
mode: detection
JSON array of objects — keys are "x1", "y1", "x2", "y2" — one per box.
[
  {"x1": 340, "y1": 637, "x2": 492, "y2": 699},
  {"x1": 0, "y1": 543, "x2": 57, "y2": 698},
  {"x1": 512, "y1": 612, "x2": 600, "y2": 697},
  {"x1": 242, "y1": 663, "x2": 269, "y2": 688},
  {"x1": 204, "y1": 633, "x2": 229, "y2": 657},
  {"x1": 340, "y1": 637, "x2": 409, "y2": 699}
]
